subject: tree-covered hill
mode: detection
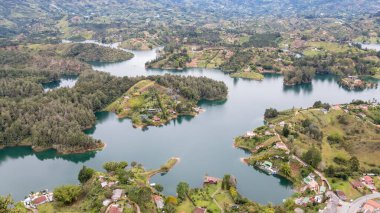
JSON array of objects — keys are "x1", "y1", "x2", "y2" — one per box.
[{"x1": 1, "y1": 0, "x2": 379, "y2": 38}]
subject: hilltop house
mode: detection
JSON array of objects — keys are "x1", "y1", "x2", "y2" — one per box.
[
  {"x1": 194, "y1": 207, "x2": 207, "y2": 213},
  {"x1": 153, "y1": 195, "x2": 164, "y2": 209},
  {"x1": 352, "y1": 180, "x2": 364, "y2": 190},
  {"x1": 244, "y1": 131, "x2": 256, "y2": 138},
  {"x1": 363, "y1": 176, "x2": 374, "y2": 185},
  {"x1": 274, "y1": 142, "x2": 289, "y2": 153},
  {"x1": 335, "y1": 190, "x2": 347, "y2": 201},
  {"x1": 108, "y1": 204, "x2": 123, "y2": 213},
  {"x1": 204, "y1": 176, "x2": 219, "y2": 184},
  {"x1": 362, "y1": 200, "x2": 380, "y2": 213},
  {"x1": 303, "y1": 174, "x2": 319, "y2": 193},
  {"x1": 112, "y1": 189, "x2": 123, "y2": 202}
]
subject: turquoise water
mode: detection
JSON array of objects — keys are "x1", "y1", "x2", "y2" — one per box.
[{"x1": 1, "y1": 47, "x2": 379, "y2": 204}]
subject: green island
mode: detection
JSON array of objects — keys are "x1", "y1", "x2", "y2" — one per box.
[
  {"x1": 235, "y1": 100, "x2": 380, "y2": 212},
  {"x1": 106, "y1": 80, "x2": 197, "y2": 128},
  {"x1": 106, "y1": 76, "x2": 227, "y2": 128}
]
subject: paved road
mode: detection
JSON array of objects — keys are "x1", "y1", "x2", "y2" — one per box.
[
  {"x1": 346, "y1": 192, "x2": 380, "y2": 213},
  {"x1": 321, "y1": 191, "x2": 340, "y2": 213}
]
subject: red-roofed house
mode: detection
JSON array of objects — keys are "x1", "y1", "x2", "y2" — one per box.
[
  {"x1": 32, "y1": 195, "x2": 48, "y2": 206},
  {"x1": 108, "y1": 204, "x2": 123, "y2": 213},
  {"x1": 335, "y1": 191, "x2": 347, "y2": 201},
  {"x1": 363, "y1": 176, "x2": 374, "y2": 185},
  {"x1": 153, "y1": 195, "x2": 164, "y2": 209},
  {"x1": 194, "y1": 207, "x2": 207, "y2": 213},
  {"x1": 352, "y1": 181, "x2": 364, "y2": 189},
  {"x1": 204, "y1": 176, "x2": 218, "y2": 184},
  {"x1": 362, "y1": 200, "x2": 380, "y2": 213}
]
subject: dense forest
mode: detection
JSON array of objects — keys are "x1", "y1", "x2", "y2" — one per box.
[
  {"x1": 54, "y1": 43, "x2": 134, "y2": 63},
  {"x1": 0, "y1": 53, "x2": 228, "y2": 153}
]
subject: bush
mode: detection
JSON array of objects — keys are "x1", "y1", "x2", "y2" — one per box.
[
  {"x1": 302, "y1": 146, "x2": 322, "y2": 168},
  {"x1": 103, "y1": 161, "x2": 128, "y2": 172},
  {"x1": 264, "y1": 108, "x2": 279, "y2": 119},
  {"x1": 327, "y1": 133, "x2": 343, "y2": 144},
  {"x1": 53, "y1": 185, "x2": 82, "y2": 205},
  {"x1": 78, "y1": 166, "x2": 95, "y2": 184}
]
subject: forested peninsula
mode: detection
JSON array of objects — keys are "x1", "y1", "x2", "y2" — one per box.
[{"x1": 0, "y1": 44, "x2": 227, "y2": 154}]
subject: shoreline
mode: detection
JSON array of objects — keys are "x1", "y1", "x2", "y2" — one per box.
[{"x1": 0, "y1": 142, "x2": 105, "y2": 155}]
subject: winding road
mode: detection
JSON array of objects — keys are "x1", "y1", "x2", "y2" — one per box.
[{"x1": 345, "y1": 193, "x2": 380, "y2": 213}]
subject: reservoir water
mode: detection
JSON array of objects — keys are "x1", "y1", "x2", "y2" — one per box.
[{"x1": 1, "y1": 46, "x2": 379, "y2": 204}]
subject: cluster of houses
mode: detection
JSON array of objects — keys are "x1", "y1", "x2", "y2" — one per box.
[
  {"x1": 23, "y1": 190, "x2": 53, "y2": 209},
  {"x1": 352, "y1": 175, "x2": 378, "y2": 193},
  {"x1": 99, "y1": 176, "x2": 119, "y2": 188},
  {"x1": 361, "y1": 199, "x2": 380, "y2": 213},
  {"x1": 295, "y1": 173, "x2": 325, "y2": 206},
  {"x1": 97, "y1": 176, "x2": 125, "y2": 213}
]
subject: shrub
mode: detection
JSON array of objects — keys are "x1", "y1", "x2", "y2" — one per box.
[
  {"x1": 53, "y1": 185, "x2": 82, "y2": 205},
  {"x1": 78, "y1": 166, "x2": 95, "y2": 184},
  {"x1": 264, "y1": 108, "x2": 279, "y2": 119}
]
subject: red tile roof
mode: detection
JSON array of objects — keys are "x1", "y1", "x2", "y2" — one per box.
[
  {"x1": 204, "y1": 176, "x2": 218, "y2": 184},
  {"x1": 364, "y1": 176, "x2": 373, "y2": 182},
  {"x1": 32, "y1": 195, "x2": 47, "y2": 205},
  {"x1": 109, "y1": 204, "x2": 123, "y2": 213},
  {"x1": 194, "y1": 207, "x2": 207, "y2": 213},
  {"x1": 366, "y1": 200, "x2": 380, "y2": 208}
]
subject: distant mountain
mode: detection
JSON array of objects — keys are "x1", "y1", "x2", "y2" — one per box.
[{"x1": 0, "y1": 0, "x2": 379, "y2": 38}]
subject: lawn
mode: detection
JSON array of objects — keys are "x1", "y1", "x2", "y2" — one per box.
[
  {"x1": 330, "y1": 178, "x2": 363, "y2": 200},
  {"x1": 176, "y1": 199, "x2": 195, "y2": 213},
  {"x1": 230, "y1": 71, "x2": 264, "y2": 80}
]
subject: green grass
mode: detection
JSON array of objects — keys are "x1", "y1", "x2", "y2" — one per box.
[
  {"x1": 230, "y1": 72, "x2": 264, "y2": 80},
  {"x1": 176, "y1": 199, "x2": 195, "y2": 213},
  {"x1": 330, "y1": 179, "x2": 363, "y2": 200}
]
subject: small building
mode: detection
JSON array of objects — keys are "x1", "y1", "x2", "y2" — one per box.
[
  {"x1": 262, "y1": 161, "x2": 273, "y2": 169},
  {"x1": 244, "y1": 131, "x2": 256, "y2": 138},
  {"x1": 140, "y1": 114, "x2": 149, "y2": 121},
  {"x1": 264, "y1": 131, "x2": 273, "y2": 136},
  {"x1": 112, "y1": 189, "x2": 123, "y2": 202},
  {"x1": 101, "y1": 181, "x2": 108, "y2": 188},
  {"x1": 363, "y1": 176, "x2": 374, "y2": 185},
  {"x1": 362, "y1": 200, "x2": 380, "y2": 213},
  {"x1": 153, "y1": 116, "x2": 161, "y2": 122},
  {"x1": 108, "y1": 204, "x2": 123, "y2": 213},
  {"x1": 153, "y1": 195, "x2": 164, "y2": 209},
  {"x1": 331, "y1": 105, "x2": 341, "y2": 110},
  {"x1": 204, "y1": 176, "x2": 218, "y2": 184},
  {"x1": 294, "y1": 207, "x2": 305, "y2": 213},
  {"x1": 194, "y1": 207, "x2": 207, "y2": 213},
  {"x1": 352, "y1": 181, "x2": 364, "y2": 190},
  {"x1": 102, "y1": 199, "x2": 112, "y2": 206},
  {"x1": 147, "y1": 108, "x2": 160, "y2": 114},
  {"x1": 274, "y1": 142, "x2": 289, "y2": 152},
  {"x1": 314, "y1": 195, "x2": 323, "y2": 203},
  {"x1": 319, "y1": 185, "x2": 326, "y2": 194},
  {"x1": 335, "y1": 190, "x2": 347, "y2": 201},
  {"x1": 32, "y1": 195, "x2": 48, "y2": 206}
]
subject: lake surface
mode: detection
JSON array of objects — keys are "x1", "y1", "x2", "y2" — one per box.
[
  {"x1": 1, "y1": 47, "x2": 379, "y2": 204},
  {"x1": 42, "y1": 76, "x2": 78, "y2": 91}
]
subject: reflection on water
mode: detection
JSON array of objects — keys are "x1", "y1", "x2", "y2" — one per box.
[
  {"x1": 0, "y1": 146, "x2": 97, "y2": 165},
  {"x1": 1, "y1": 44, "x2": 379, "y2": 203},
  {"x1": 42, "y1": 76, "x2": 78, "y2": 91}
]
